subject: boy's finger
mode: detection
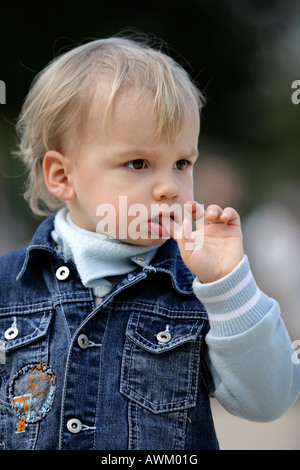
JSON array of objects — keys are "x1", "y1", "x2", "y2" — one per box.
[
  {"x1": 161, "y1": 206, "x2": 204, "y2": 252},
  {"x1": 205, "y1": 205, "x2": 241, "y2": 227},
  {"x1": 183, "y1": 201, "x2": 205, "y2": 230},
  {"x1": 205, "y1": 204, "x2": 223, "y2": 221},
  {"x1": 220, "y1": 207, "x2": 241, "y2": 226}
]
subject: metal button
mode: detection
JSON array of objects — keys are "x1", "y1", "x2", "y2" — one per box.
[
  {"x1": 56, "y1": 266, "x2": 70, "y2": 280},
  {"x1": 156, "y1": 331, "x2": 171, "y2": 343},
  {"x1": 4, "y1": 327, "x2": 19, "y2": 340},
  {"x1": 77, "y1": 334, "x2": 89, "y2": 350},
  {"x1": 67, "y1": 418, "x2": 82, "y2": 434},
  {"x1": 136, "y1": 257, "x2": 145, "y2": 263}
]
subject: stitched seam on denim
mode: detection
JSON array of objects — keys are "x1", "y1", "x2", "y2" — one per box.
[
  {"x1": 56, "y1": 301, "x2": 71, "y2": 342},
  {"x1": 53, "y1": 293, "x2": 93, "y2": 304},
  {"x1": 110, "y1": 301, "x2": 206, "y2": 316},
  {"x1": 93, "y1": 308, "x2": 110, "y2": 450},
  {"x1": 128, "y1": 401, "x2": 139, "y2": 450},
  {"x1": 0, "y1": 302, "x2": 53, "y2": 314},
  {"x1": 174, "y1": 409, "x2": 188, "y2": 450},
  {"x1": 125, "y1": 388, "x2": 194, "y2": 413},
  {"x1": 128, "y1": 334, "x2": 200, "y2": 354}
]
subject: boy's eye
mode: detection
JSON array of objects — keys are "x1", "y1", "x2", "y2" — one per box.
[
  {"x1": 174, "y1": 159, "x2": 189, "y2": 170},
  {"x1": 125, "y1": 159, "x2": 146, "y2": 170}
]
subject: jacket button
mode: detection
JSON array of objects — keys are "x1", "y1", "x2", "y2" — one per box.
[
  {"x1": 156, "y1": 331, "x2": 171, "y2": 343},
  {"x1": 77, "y1": 334, "x2": 89, "y2": 350},
  {"x1": 4, "y1": 327, "x2": 19, "y2": 340},
  {"x1": 67, "y1": 418, "x2": 82, "y2": 434},
  {"x1": 56, "y1": 266, "x2": 70, "y2": 280}
]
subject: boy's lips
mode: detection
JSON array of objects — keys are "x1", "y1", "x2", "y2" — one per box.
[{"x1": 148, "y1": 212, "x2": 175, "y2": 238}]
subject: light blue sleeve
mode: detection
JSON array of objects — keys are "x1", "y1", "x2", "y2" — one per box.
[{"x1": 193, "y1": 255, "x2": 300, "y2": 422}]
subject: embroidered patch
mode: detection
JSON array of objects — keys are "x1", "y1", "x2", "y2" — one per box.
[{"x1": 10, "y1": 362, "x2": 57, "y2": 432}]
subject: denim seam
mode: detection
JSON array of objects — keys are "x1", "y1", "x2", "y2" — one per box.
[
  {"x1": 111, "y1": 301, "x2": 206, "y2": 318},
  {"x1": 174, "y1": 409, "x2": 188, "y2": 450},
  {"x1": 128, "y1": 401, "x2": 139, "y2": 450}
]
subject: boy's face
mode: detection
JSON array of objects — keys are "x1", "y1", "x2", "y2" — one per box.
[{"x1": 62, "y1": 91, "x2": 200, "y2": 245}]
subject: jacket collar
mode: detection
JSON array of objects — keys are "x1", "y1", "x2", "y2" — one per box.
[
  {"x1": 17, "y1": 213, "x2": 58, "y2": 280},
  {"x1": 152, "y1": 238, "x2": 196, "y2": 295},
  {"x1": 18, "y1": 213, "x2": 196, "y2": 295}
]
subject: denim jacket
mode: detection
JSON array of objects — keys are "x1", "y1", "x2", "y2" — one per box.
[{"x1": 0, "y1": 214, "x2": 219, "y2": 450}]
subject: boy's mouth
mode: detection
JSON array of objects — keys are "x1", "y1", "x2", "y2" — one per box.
[{"x1": 148, "y1": 212, "x2": 175, "y2": 238}]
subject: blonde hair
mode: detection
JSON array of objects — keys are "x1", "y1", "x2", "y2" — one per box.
[{"x1": 16, "y1": 36, "x2": 205, "y2": 216}]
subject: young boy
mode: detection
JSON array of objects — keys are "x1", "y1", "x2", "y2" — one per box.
[{"x1": 0, "y1": 37, "x2": 299, "y2": 450}]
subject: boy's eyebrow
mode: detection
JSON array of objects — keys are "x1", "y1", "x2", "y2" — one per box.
[{"x1": 113, "y1": 147, "x2": 199, "y2": 160}]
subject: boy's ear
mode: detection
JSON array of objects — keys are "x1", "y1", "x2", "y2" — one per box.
[{"x1": 43, "y1": 150, "x2": 76, "y2": 201}]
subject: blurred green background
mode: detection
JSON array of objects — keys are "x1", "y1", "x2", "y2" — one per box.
[{"x1": 1, "y1": 0, "x2": 300, "y2": 449}]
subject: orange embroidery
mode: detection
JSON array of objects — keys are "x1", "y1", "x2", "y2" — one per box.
[{"x1": 12, "y1": 395, "x2": 31, "y2": 433}]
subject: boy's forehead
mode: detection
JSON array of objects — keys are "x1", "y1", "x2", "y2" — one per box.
[
  {"x1": 66, "y1": 82, "x2": 200, "y2": 152},
  {"x1": 86, "y1": 88, "x2": 157, "y2": 135},
  {"x1": 90, "y1": 83, "x2": 151, "y2": 116}
]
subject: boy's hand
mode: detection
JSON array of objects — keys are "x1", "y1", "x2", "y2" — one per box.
[{"x1": 163, "y1": 202, "x2": 244, "y2": 283}]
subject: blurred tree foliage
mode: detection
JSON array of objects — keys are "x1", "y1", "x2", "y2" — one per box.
[{"x1": 0, "y1": 0, "x2": 299, "y2": 235}]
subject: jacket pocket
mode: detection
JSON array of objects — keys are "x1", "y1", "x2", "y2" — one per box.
[
  {"x1": 120, "y1": 309, "x2": 207, "y2": 414},
  {"x1": 0, "y1": 306, "x2": 54, "y2": 449},
  {"x1": 0, "y1": 305, "x2": 53, "y2": 401}
]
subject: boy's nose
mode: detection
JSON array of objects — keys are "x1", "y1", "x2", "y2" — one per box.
[{"x1": 152, "y1": 175, "x2": 179, "y2": 201}]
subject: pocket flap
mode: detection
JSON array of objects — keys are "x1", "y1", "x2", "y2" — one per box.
[
  {"x1": 1, "y1": 308, "x2": 53, "y2": 352},
  {"x1": 126, "y1": 310, "x2": 206, "y2": 354}
]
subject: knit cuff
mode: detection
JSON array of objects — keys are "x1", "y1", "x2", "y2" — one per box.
[{"x1": 193, "y1": 255, "x2": 274, "y2": 337}]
